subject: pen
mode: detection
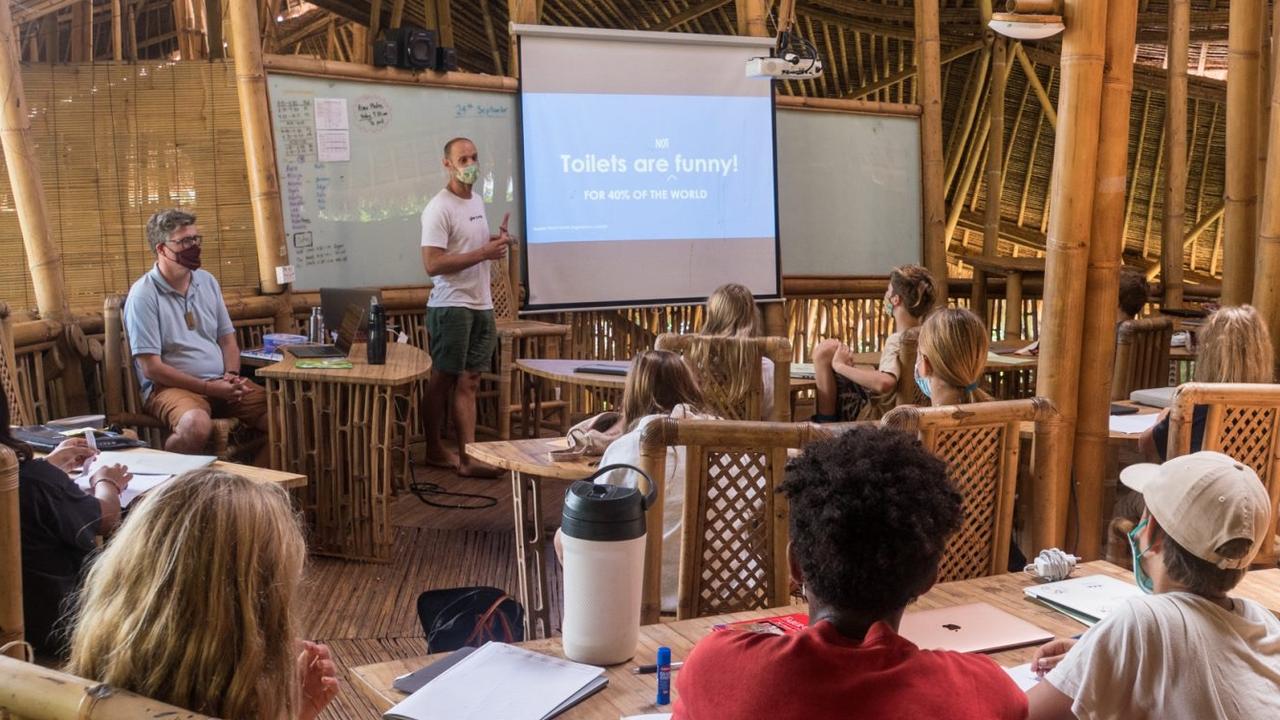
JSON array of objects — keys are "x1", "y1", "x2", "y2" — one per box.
[{"x1": 632, "y1": 660, "x2": 683, "y2": 674}]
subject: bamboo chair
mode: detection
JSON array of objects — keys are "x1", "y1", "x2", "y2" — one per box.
[
  {"x1": 480, "y1": 254, "x2": 572, "y2": 439},
  {"x1": 636, "y1": 417, "x2": 844, "y2": 623},
  {"x1": 653, "y1": 334, "x2": 792, "y2": 421},
  {"x1": 1167, "y1": 383, "x2": 1280, "y2": 567},
  {"x1": 101, "y1": 295, "x2": 237, "y2": 459},
  {"x1": 882, "y1": 398, "x2": 1059, "y2": 582},
  {"x1": 0, "y1": 655, "x2": 213, "y2": 719},
  {"x1": 892, "y1": 326, "x2": 928, "y2": 410},
  {"x1": 1111, "y1": 316, "x2": 1173, "y2": 400},
  {"x1": 0, "y1": 303, "x2": 31, "y2": 426}
]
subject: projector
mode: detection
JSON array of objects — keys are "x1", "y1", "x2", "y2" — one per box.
[{"x1": 746, "y1": 54, "x2": 824, "y2": 80}]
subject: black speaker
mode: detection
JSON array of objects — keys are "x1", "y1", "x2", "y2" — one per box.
[
  {"x1": 396, "y1": 26, "x2": 438, "y2": 70},
  {"x1": 434, "y1": 46, "x2": 458, "y2": 72},
  {"x1": 372, "y1": 37, "x2": 399, "y2": 67}
]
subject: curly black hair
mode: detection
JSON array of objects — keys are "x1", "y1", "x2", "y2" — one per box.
[{"x1": 780, "y1": 424, "x2": 962, "y2": 619}]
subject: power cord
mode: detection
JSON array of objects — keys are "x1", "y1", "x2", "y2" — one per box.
[
  {"x1": 1024, "y1": 548, "x2": 1081, "y2": 581},
  {"x1": 407, "y1": 459, "x2": 499, "y2": 510}
]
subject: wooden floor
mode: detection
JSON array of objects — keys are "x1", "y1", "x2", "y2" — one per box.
[{"x1": 298, "y1": 463, "x2": 570, "y2": 720}]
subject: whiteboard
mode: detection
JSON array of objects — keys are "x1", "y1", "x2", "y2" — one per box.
[
  {"x1": 775, "y1": 108, "x2": 922, "y2": 276},
  {"x1": 266, "y1": 73, "x2": 520, "y2": 291}
]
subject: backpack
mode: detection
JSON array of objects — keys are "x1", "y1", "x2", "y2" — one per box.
[{"x1": 416, "y1": 586, "x2": 524, "y2": 653}]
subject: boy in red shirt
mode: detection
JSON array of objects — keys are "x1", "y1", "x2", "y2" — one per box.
[{"x1": 673, "y1": 425, "x2": 1028, "y2": 720}]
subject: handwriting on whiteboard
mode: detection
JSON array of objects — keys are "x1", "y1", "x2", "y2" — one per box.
[
  {"x1": 454, "y1": 102, "x2": 509, "y2": 119},
  {"x1": 355, "y1": 95, "x2": 391, "y2": 131}
]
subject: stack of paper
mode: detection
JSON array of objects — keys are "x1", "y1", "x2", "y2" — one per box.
[
  {"x1": 790, "y1": 362, "x2": 816, "y2": 379},
  {"x1": 1024, "y1": 575, "x2": 1143, "y2": 626},
  {"x1": 1003, "y1": 663, "x2": 1041, "y2": 692},
  {"x1": 75, "y1": 451, "x2": 215, "y2": 508},
  {"x1": 1108, "y1": 413, "x2": 1162, "y2": 435},
  {"x1": 384, "y1": 642, "x2": 605, "y2": 720}
]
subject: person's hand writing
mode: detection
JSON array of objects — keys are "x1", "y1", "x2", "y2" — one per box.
[
  {"x1": 1030, "y1": 637, "x2": 1077, "y2": 676},
  {"x1": 297, "y1": 641, "x2": 339, "y2": 720},
  {"x1": 91, "y1": 463, "x2": 133, "y2": 493},
  {"x1": 46, "y1": 437, "x2": 97, "y2": 474},
  {"x1": 205, "y1": 378, "x2": 245, "y2": 404}
]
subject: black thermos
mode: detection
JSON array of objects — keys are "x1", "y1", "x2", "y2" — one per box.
[{"x1": 366, "y1": 296, "x2": 387, "y2": 365}]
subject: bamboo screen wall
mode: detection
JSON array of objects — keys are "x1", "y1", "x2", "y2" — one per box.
[{"x1": 0, "y1": 59, "x2": 257, "y2": 315}]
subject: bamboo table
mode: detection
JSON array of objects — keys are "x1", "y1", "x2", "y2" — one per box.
[
  {"x1": 962, "y1": 254, "x2": 1046, "y2": 339},
  {"x1": 348, "y1": 561, "x2": 1280, "y2": 717},
  {"x1": 259, "y1": 344, "x2": 431, "y2": 562},
  {"x1": 466, "y1": 437, "x2": 600, "y2": 639}
]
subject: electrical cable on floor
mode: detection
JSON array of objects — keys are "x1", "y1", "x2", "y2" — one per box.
[{"x1": 408, "y1": 460, "x2": 499, "y2": 510}]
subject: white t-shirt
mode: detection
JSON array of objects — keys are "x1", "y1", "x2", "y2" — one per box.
[
  {"x1": 420, "y1": 187, "x2": 493, "y2": 310},
  {"x1": 596, "y1": 404, "x2": 713, "y2": 614},
  {"x1": 760, "y1": 357, "x2": 775, "y2": 420},
  {"x1": 1047, "y1": 592, "x2": 1280, "y2": 720}
]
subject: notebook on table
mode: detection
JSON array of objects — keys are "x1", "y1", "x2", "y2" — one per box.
[
  {"x1": 573, "y1": 363, "x2": 629, "y2": 377},
  {"x1": 898, "y1": 602, "x2": 1054, "y2": 654},
  {"x1": 1024, "y1": 574, "x2": 1143, "y2": 626},
  {"x1": 1129, "y1": 386, "x2": 1177, "y2": 409},
  {"x1": 790, "y1": 362, "x2": 817, "y2": 379}
]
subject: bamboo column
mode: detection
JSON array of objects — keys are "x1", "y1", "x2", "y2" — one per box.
[
  {"x1": 1224, "y1": 0, "x2": 1262, "y2": 306},
  {"x1": 1032, "y1": 0, "x2": 1108, "y2": 553},
  {"x1": 0, "y1": 446, "x2": 19, "y2": 658},
  {"x1": 1162, "y1": 0, "x2": 1188, "y2": 307},
  {"x1": 916, "y1": 0, "x2": 948, "y2": 304},
  {"x1": 1254, "y1": 3, "x2": 1280, "y2": 375},
  {"x1": 508, "y1": 0, "x2": 539, "y2": 77},
  {"x1": 228, "y1": 0, "x2": 287, "y2": 294},
  {"x1": 1258, "y1": 4, "x2": 1273, "y2": 233},
  {"x1": 1071, "y1": 0, "x2": 1140, "y2": 560},
  {"x1": 975, "y1": 36, "x2": 1007, "y2": 329},
  {"x1": 112, "y1": 0, "x2": 122, "y2": 60},
  {"x1": 737, "y1": 0, "x2": 768, "y2": 37}
]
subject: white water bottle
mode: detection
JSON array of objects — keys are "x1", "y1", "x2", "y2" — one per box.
[{"x1": 560, "y1": 465, "x2": 656, "y2": 666}]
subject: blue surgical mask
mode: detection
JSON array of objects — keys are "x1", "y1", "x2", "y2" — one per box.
[
  {"x1": 884, "y1": 297, "x2": 896, "y2": 317},
  {"x1": 1128, "y1": 518, "x2": 1154, "y2": 594},
  {"x1": 914, "y1": 367, "x2": 932, "y2": 400}
]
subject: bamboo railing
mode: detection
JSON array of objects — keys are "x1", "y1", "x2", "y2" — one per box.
[{"x1": 0, "y1": 655, "x2": 214, "y2": 719}]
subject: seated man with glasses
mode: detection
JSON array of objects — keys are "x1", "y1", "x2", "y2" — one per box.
[{"x1": 123, "y1": 209, "x2": 268, "y2": 458}]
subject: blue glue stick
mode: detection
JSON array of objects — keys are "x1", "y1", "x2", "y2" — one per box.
[{"x1": 656, "y1": 646, "x2": 672, "y2": 706}]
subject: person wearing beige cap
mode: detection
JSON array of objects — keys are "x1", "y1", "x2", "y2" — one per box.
[{"x1": 1025, "y1": 451, "x2": 1280, "y2": 720}]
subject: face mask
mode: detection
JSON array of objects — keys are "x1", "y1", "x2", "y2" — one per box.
[
  {"x1": 454, "y1": 164, "x2": 479, "y2": 185},
  {"x1": 166, "y1": 244, "x2": 201, "y2": 271},
  {"x1": 1128, "y1": 518, "x2": 1155, "y2": 594},
  {"x1": 914, "y1": 367, "x2": 932, "y2": 400},
  {"x1": 884, "y1": 296, "x2": 896, "y2": 317}
]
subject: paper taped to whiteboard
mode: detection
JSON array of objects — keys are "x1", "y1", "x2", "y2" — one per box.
[{"x1": 276, "y1": 265, "x2": 296, "y2": 284}]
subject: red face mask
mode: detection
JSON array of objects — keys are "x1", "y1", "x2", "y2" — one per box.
[{"x1": 165, "y1": 244, "x2": 201, "y2": 271}]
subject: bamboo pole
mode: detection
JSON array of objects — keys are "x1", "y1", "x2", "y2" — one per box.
[
  {"x1": 127, "y1": 0, "x2": 137, "y2": 62},
  {"x1": 0, "y1": 654, "x2": 219, "y2": 718},
  {"x1": 0, "y1": 445, "x2": 19, "y2": 658},
  {"x1": 368, "y1": 0, "x2": 382, "y2": 60},
  {"x1": 1259, "y1": 5, "x2": 1273, "y2": 234},
  {"x1": 1013, "y1": 43, "x2": 1057, "y2": 128},
  {"x1": 509, "y1": 0, "x2": 538, "y2": 76},
  {"x1": 1254, "y1": 2, "x2": 1280, "y2": 373},
  {"x1": 916, "y1": 0, "x2": 948, "y2": 305},
  {"x1": 775, "y1": 94, "x2": 920, "y2": 117},
  {"x1": 976, "y1": 36, "x2": 1008, "y2": 329},
  {"x1": 390, "y1": 0, "x2": 406, "y2": 29},
  {"x1": 1145, "y1": 204, "x2": 1227, "y2": 281},
  {"x1": 1032, "y1": 0, "x2": 1107, "y2": 553},
  {"x1": 736, "y1": 0, "x2": 767, "y2": 37},
  {"x1": 1224, "y1": 0, "x2": 1262, "y2": 306},
  {"x1": 1071, "y1": 0, "x2": 1140, "y2": 560},
  {"x1": 228, "y1": 0, "x2": 287, "y2": 294},
  {"x1": 1163, "y1": 0, "x2": 1189, "y2": 307},
  {"x1": 943, "y1": 44, "x2": 990, "y2": 191},
  {"x1": 44, "y1": 12, "x2": 56, "y2": 63},
  {"x1": 111, "y1": 0, "x2": 122, "y2": 60}
]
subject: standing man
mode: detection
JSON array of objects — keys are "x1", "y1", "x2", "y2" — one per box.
[
  {"x1": 124, "y1": 208, "x2": 269, "y2": 456},
  {"x1": 421, "y1": 137, "x2": 509, "y2": 477}
]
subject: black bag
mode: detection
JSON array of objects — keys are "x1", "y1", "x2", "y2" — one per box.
[{"x1": 416, "y1": 586, "x2": 524, "y2": 654}]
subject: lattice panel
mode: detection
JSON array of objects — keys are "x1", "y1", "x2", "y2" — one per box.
[
  {"x1": 0, "y1": 340, "x2": 26, "y2": 426},
  {"x1": 1213, "y1": 407, "x2": 1279, "y2": 487},
  {"x1": 688, "y1": 345, "x2": 762, "y2": 421},
  {"x1": 694, "y1": 449, "x2": 773, "y2": 615},
  {"x1": 489, "y1": 257, "x2": 517, "y2": 322},
  {"x1": 933, "y1": 425, "x2": 1004, "y2": 582}
]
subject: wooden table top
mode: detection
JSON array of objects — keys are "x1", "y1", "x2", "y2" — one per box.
[
  {"x1": 349, "y1": 561, "x2": 1280, "y2": 717},
  {"x1": 962, "y1": 254, "x2": 1048, "y2": 275},
  {"x1": 465, "y1": 438, "x2": 601, "y2": 481},
  {"x1": 257, "y1": 343, "x2": 431, "y2": 386},
  {"x1": 845, "y1": 349, "x2": 1037, "y2": 371},
  {"x1": 517, "y1": 358, "x2": 818, "y2": 393}
]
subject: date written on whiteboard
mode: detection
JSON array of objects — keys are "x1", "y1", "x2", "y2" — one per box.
[{"x1": 454, "y1": 103, "x2": 509, "y2": 118}]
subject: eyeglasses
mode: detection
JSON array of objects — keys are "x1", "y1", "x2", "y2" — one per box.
[{"x1": 167, "y1": 235, "x2": 203, "y2": 249}]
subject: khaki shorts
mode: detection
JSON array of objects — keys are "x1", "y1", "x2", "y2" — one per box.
[{"x1": 145, "y1": 380, "x2": 269, "y2": 431}]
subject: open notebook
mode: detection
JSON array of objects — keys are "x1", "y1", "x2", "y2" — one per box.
[
  {"x1": 1024, "y1": 574, "x2": 1143, "y2": 626},
  {"x1": 384, "y1": 642, "x2": 605, "y2": 720}
]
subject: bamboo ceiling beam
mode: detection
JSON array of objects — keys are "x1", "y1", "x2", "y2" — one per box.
[
  {"x1": 12, "y1": 0, "x2": 82, "y2": 25},
  {"x1": 1164, "y1": 0, "x2": 1189, "y2": 308},
  {"x1": 1012, "y1": 43, "x2": 1057, "y2": 128},
  {"x1": 943, "y1": 45, "x2": 990, "y2": 192},
  {"x1": 651, "y1": 0, "x2": 732, "y2": 31},
  {"x1": 736, "y1": 0, "x2": 767, "y2": 37},
  {"x1": 776, "y1": 94, "x2": 919, "y2": 116},
  {"x1": 1145, "y1": 204, "x2": 1226, "y2": 281},
  {"x1": 1258, "y1": 4, "x2": 1273, "y2": 235},
  {"x1": 368, "y1": 0, "x2": 382, "y2": 60},
  {"x1": 916, "y1": 0, "x2": 948, "y2": 305},
  {"x1": 389, "y1": 0, "x2": 405, "y2": 28},
  {"x1": 274, "y1": 12, "x2": 332, "y2": 49},
  {"x1": 1223, "y1": 0, "x2": 1262, "y2": 305},
  {"x1": 479, "y1": 0, "x2": 501, "y2": 75},
  {"x1": 1033, "y1": 0, "x2": 1107, "y2": 554},
  {"x1": 800, "y1": 7, "x2": 915, "y2": 40},
  {"x1": 845, "y1": 40, "x2": 983, "y2": 101},
  {"x1": 979, "y1": 36, "x2": 1008, "y2": 332},
  {"x1": 509, "y1": 0, "x2": 538, "y2": 77},
  {"x1": 262, "y1": 52, "x2": 518, "y2": 91},
  {"x1": 228, "y1": 0, "x2": 287, "y2": 294}
]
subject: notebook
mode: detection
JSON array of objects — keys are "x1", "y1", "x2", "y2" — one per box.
[
  {"x1": 15, "y1": 426, "x2": 144, "y2": 452},
  {"x1": 1003, "y1": 663, "x2": 1042, "y2": 692},
  {"x1": 790, "y1": 362, "x2": 817, "y2": 379},
  {"x1": 1129, "y1": 386, "x2": 1177, "y2": 409},
  {"x1": 899, "y1": 602, "x2": 1053, "y2": 654},
  {"x1": 383, "y1": 642, "x2": 605, "y2": 720},
  {"x1": 574, "y1": 362, "x2": 630, "y2": 377},
  {"x1": 1024, "y1": 574, "x2": 1143, "y2": 626},
  {"x1": 1108, "y1": 412, "x2": 1162, "y2": 435}
]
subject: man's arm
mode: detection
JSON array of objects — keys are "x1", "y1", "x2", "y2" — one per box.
[
  {"x1": 422, "y1": 240, "x2": 507, "y2": 276},
  {"x1": 217, "y1": 332, "x2": 240, "y2": 375},
  {"x1": 134, "y1": 353, "x2": 212, "y2": 394}
]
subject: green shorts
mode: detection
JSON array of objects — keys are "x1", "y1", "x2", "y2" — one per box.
[{"x1": 427, "y1": 306, "x2": 497, "y2": 374}]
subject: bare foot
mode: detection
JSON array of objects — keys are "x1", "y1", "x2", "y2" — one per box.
[
  {"x1": 457, "y1": 460, "x2": 503, "y2": 479},
  {"x1": 423, "y1": 448, "x2": 460, "y2": 470}
]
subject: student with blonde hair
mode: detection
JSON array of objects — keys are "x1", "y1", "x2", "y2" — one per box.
[
  {"x1": 914, "y1": 307, "x2": 992, "y2": 406},
  {"x1": 1140, "y1": 304, "x2": 1275, "y2": 461},
  {"x1": 66, "y1": 469, "x2": 339, "y2": 720},
  {"x1": 698, "y1": 282, "x2": 775, "y2": 419},
  {"x1": 812, "y1": 264, "x2": 936, "y2": 421}
]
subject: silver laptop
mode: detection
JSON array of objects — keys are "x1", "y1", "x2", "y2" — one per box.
[
  {"x1": 898, "y1": 602, "x2": 1054, "y2": 654},
  {"x1": 1129, "y1": 386, "x2": 1177, "y2": 409},
  {"x1": 320, "y1": 287, "x2": 382, "y2": 335}
]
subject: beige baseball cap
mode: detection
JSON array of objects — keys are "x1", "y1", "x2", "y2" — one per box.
[{"x1": 1120, "y1": 451, "x2": 1273, "y2": 570}]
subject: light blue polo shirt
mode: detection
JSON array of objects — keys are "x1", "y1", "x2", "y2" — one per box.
[{"x1": 123, "y1": 265, "x2": 235, "y2": 401}]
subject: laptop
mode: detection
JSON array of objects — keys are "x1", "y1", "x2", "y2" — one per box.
[
  {"x1": 573, "y1": 361, "x2": 630, "y2": 377},
  {"x1": 898, "y1": 602, "x2": 1054, "y2": 654},
  {"x1": 286, "y1": 289, "x2": 383, "y2": 359},
  {"x1": 320, "y1": 287, "x2": 381, "y2": 334},
  {"x1": 1129, "y1": 385, "x2": 1177, "y2": 409}
]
